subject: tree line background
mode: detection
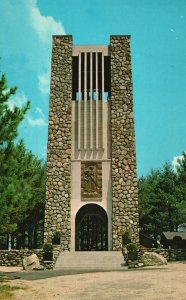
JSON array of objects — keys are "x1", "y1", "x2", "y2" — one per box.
[{"x1": 0, "y1": 72, "x2": 185, "y2": 249}]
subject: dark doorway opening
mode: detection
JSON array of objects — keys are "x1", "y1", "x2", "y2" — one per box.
[{"x1": 75, "y1": 204, "x2": 108, "y2": 251}]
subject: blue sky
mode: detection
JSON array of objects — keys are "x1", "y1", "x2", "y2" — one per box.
[{"x1": 0, "y1": 0, "x2": 185, "y2": 177}]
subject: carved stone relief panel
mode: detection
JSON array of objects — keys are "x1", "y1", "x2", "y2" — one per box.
[{"x1": 81, "y1": 162, "x2": 102, "y2": 200}]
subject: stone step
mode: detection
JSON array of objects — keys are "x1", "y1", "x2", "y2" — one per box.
[{"x1": 54, "y1": 251, "x2": 124, "y2": 270}]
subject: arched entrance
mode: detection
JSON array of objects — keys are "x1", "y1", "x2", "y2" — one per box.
[{"x1": 75, "y1": 204, "x2": 108, "y2": 251}]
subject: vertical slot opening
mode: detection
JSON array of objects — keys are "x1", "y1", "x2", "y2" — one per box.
[
  {"x1": 104, "y1": 56, "x2": 110, "y2": 101},
  {"x1": 72, "y1": 56, "x2": 78, "y2": 100},
  {"x1": 87, "y1": 53, "x2": 90, "y2": 100},
  {"x1": 81, "y1": 53, "x2": 85, "y2": 100}
]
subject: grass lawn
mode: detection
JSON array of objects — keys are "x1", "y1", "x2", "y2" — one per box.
[
  {"x1": 0, "y1": 283, "x2": 22, "y2": 299},
  {"x1": 0, "y1": 275, "x2": 24, "y2": 300}
]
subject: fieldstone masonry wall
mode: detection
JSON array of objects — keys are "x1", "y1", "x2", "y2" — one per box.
[
  {"x1": 0, "y1": 250, "x2": 43, "y2": 267},
  {"x1": 44, "y1": 35, "x2": 72, "y2": 250},
  {"x1": 138, "y1": 248, "x2": 186, "y2": 262},
  {"x1": 0, "y1": 246, "x2": 61, "y2": 269},
  {"x1": 111, "y1": 35, "x2": 139, "y2": 249}
]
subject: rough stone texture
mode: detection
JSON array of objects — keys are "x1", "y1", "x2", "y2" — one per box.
[
  {"x1": 110, "y1": 35, "x2": 139, "y2": 249},
  {"x1": 138, "y1": 248, "x2": 170, "y2": 262},
  {"x1": 0, "y1": 248, "x2": 185, "y2": 268},
  {"x1": 139, "y1": 247, "x2": 186, "y2": 262},
  {"x1": 0, "y1": 245, "x2": 61, "y2": 269},
  {"x1": 0, "y1": 250, "x2": 43, "y2": 267},
  {"x1": 168, "y1": 249, "x2": 186, "y2": 261},
  {"x1": 141, "y1": 252, "x2": 167, "y2": 266},
  {"x1": 22, "y1": 254, "x2": 41, "y2": 271},
  {"x1": 44, "y1": 35, "x2": 72, "y2": 250},
  {"x1": 43, "y1": 245, "x2": 62, "y2": 270}
]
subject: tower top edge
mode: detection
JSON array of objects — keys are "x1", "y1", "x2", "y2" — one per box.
[
  {"x1": 110, "y1": 35, "x2": 131, "y2": 37},
  {"x1": 52, "y1": 34, "x2": 131, "y2": 39},
  {"x1": 73, "y1": 45, "x2": 109, "y2": 56}
]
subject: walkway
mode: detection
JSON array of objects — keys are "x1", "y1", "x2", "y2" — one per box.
[{"x1": 1, "y1": 263, "x2": 186, "y2": 299}]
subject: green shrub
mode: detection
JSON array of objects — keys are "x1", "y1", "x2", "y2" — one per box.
[
  {"x1": 54, "y1": 231, "x2": 61, "y2": 238},
  {"x1": 43, "y1": 243, "x2": 53, "y2": 253},
  {"x1": 126, "y1": 243, "x2": 139, "y2": 252},
  {"x1": 122, "y1": 231, "x2": 131, "y2": 246},
  {"x1": 52, "y1": 231, "x2": 61, "y2": 245}
]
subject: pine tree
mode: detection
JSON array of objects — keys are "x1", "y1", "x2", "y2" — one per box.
[
  {"x1": 175, "y1": 152, "x2": 186, "y2": 229},
  {"x1": 0, "y1": 73, "x2": 30, "y2": 145},
  {"x1": 0, "y1": 73, "x2": 46, "y2": 248},
  {"x1": 139, "y1": 158, "x2": 186, "y2": 238},
  {"x1": 0, "y1": 74, "x2": 30, "y2": 240}
]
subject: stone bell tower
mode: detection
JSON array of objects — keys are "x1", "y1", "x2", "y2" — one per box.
[{"x1": 44, "y1": 35, "x2": 139, "y2": 252}]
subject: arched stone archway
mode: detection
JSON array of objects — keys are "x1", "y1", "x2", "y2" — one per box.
[{"x1": 75, "y1": 204, "x2": 108, "y2": 251}]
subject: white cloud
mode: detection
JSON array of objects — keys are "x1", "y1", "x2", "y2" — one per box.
[
  {"x1": 8, "y1": 90, "x2": 28, "y2": 111},
  {"x1": 172, "y1": 153, "x2": 185, "y2": 171},
  {"x1": 0, "y1": 0, "x2": 65, "y2": 97},
  {"x1": 27, "y1": 106, "x2": 47, "y2": 127},
  {"x1": 36, "y1": 107, "x2": 45, "y2": 118},
  {"x1": 38, "y1": 72, "x2": 50, "y2": 94},
  {"x1": 30, "y1": 1, "x2": 65, "y2": 44},
  {"x1": 170, "y1": 28, "x2": 175, "y2": 33},
  {"x1": 28, "y1": 116, "x2": 47, "y2": 126},
  {"x1": 29, "y1": 0, "x2": 65, "y2": 94}
]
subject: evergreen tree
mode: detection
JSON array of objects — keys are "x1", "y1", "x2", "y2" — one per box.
[
  {"x1": 0, "y1": 73, "x2": 30, "y2": 145},
  {"x1": 0, "y1": 73, "x2": 30, "y2": 240},
  {"x1": 175, "y1": 152, "x2": 186, "y2": 228},
  {"x1": 0, "y1": 73, "x2": 46, "y2": 248},
  {"x1": 139, "y1": 158, "x2": 186, "y2": 238}
]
